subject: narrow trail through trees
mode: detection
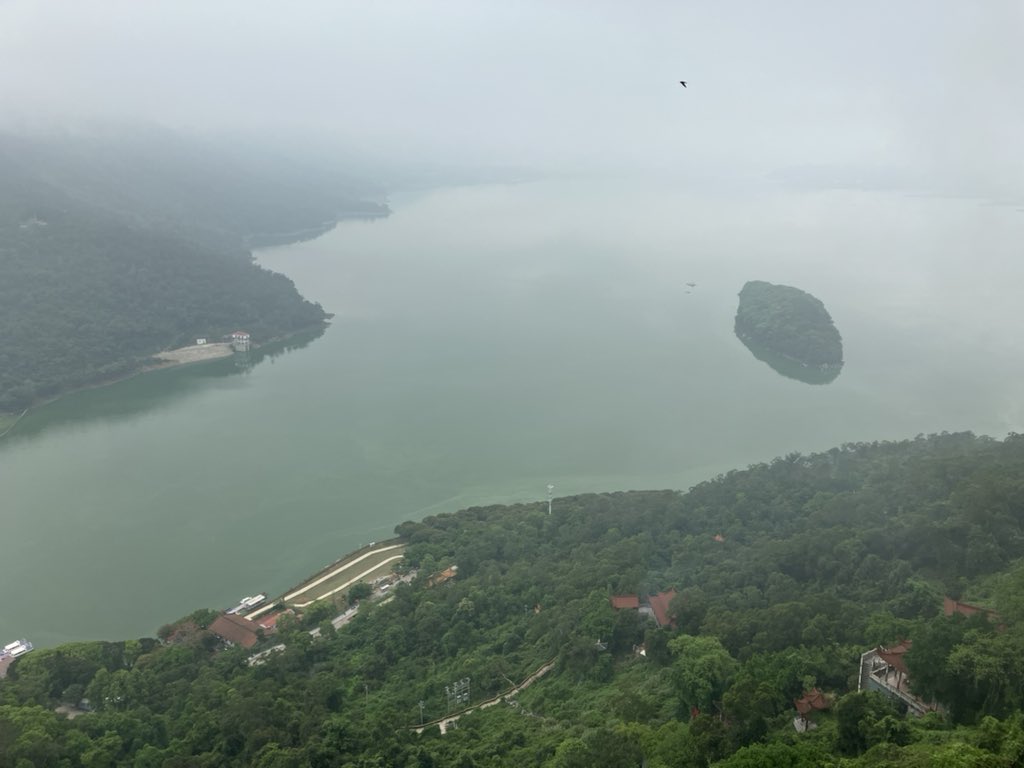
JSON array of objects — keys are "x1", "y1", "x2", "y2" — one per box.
[{"x1": 412, "y1": 658, "x2": 557, "y2": 735}]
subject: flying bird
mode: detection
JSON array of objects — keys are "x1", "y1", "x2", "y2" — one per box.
[{"x1": 679, "y1": 80, "x2": 687, "y2": 88}]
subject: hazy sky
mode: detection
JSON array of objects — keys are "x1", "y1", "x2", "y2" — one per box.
[{"x1": 1, "y1": 1, "x2": 1021, "y2": 194}]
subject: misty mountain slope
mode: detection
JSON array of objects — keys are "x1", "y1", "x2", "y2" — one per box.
[
  {"x1": 0, "y1": 130, "x2": 378, "y2": 412},
  {"x1": 0, "y1": 129, "x2": 388, "y2": 248}
]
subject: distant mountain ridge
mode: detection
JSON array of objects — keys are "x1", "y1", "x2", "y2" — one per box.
[
  {"x1": 0, "y1": 129, "x2": 386, "y2": 413},
  {"x1": 0, "y1": 128, "x2": 388, "y2": 247}
]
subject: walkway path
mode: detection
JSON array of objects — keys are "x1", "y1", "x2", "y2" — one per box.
[
  {"x1": 290, "y1": 555, "x2": 404, "y2": 609},
  {"x1": 413, "y1": 658, "x2": 557, "y2": 735},
  {"x1": 245, "y1": 543, "x2": 404, "y2": 619}
]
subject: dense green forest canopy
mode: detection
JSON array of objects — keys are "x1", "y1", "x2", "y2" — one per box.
[
  {"x1": 4, "y1": 432, "x2": 1024, "y2": 766},
  {"x1": 0, "y1": 130, "x2": 386, "y2": 412},
  {"x1": 734, "y1": 280, "x2": 844, "y2": 371}
]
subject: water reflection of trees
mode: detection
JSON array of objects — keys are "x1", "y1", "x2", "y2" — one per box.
[
  {"x1": 736, "y1": 334, "x2": 843, "y2": 385},
  {"x1": 1, "y1": 326, "x2": 326, "y2": 444}
]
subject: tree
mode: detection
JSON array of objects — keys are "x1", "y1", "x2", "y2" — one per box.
[
  {"x1": 904, "y1": 612, "x2": 999, "y2": 720},
  {"x1": 348, "y1": 582, "x2": 373, "y2": 605},
  {"x1": 721, "y1": 675, "x2": 785, "y2": 747},
  {"x1": 713, "y1": 741, "x2": 836, "y2": 768},
  {"x1": 945, "y1": 632, "x2": 1024, "y2": 719},
  {"x1": 668, "y1": 635, "x2": 738, "y2": 713},
  {"x1": 834, "y1": 691, "x2": 906, "y2": 755}
]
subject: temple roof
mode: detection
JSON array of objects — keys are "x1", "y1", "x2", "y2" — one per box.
[
  {"x1": 794, "y1": 688, "x2": 829, "y2": 715},
  {"x1": 876, "y1": 640, "x2": 912, "y2": 674},
  {"x1": 610, "y1": 595, "x2": 640, "y2": 610}
]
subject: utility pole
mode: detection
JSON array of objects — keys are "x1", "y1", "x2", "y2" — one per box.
[
  {"x1": 547, "y1": 484, "x2": 554, "y2": 515},
  {"x1": 445, "y1": 677, "x2": 471, "y2": 712}
]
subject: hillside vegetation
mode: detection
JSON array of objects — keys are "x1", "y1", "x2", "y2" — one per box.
[
  {"x1": 3, "y1": 432, "x2": 1024, "y2": 766},
  {"x1": 0, "y1": 129, "x2": 385, "y2": 412}
]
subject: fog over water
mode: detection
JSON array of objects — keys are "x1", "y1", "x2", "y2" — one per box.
[{"x1": 0, "y1": 2, "x2": 1022, "y2": 644}]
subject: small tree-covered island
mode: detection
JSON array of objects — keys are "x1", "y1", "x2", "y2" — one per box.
[{"x1": 734, "y1": 280, "x2": 844, "y2": 385}]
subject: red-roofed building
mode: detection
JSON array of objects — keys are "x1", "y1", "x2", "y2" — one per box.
[
  {"x1": 610, "y1": 590, "x2": 677, "y2": 628},
  {"x1": 210, "y1": 613, "x2": 263, "y2": 649},
  {"x1": 610, "y1": 595, "x2": 640, "y2": 610},
  {"x1": 257, "y1": 610, "x2": 290, "y2": 632},
  {"x1": 859, "y1": 639, "x2": 938, "y2": 717},
  {"x1": 647, "y1": 589, "x2": 677, "y2": 629},
  {"x1": 874, "y1": 640, "x2": 911, "y2": 675},
  {"x1": 944, "y1": 597, "x2": 1001, "y2": 623},
  {"x1": 427, "y1": 565, "x2": 458, "y2": 587},
  {"x1": 794, "y1": 688, "x2": 829, "y2": 717}
]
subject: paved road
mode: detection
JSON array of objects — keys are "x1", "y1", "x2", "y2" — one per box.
[
  {"x1": 245, "y1": 544, "x2": 404, "y2": 619},
  {"x1": 283, "y1": 544, "x2": 404, "y2": 602},
  {"x1": 292, "y1": 555, "x2": 404, "y2": 608}
]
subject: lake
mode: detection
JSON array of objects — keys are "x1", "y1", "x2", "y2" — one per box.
[{"x1": 2, "y1": 175, "x2": 1023, "y2": 647}]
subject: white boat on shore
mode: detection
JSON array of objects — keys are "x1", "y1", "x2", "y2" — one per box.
[
  {"x1": 1, "y1": 639, "x2": 33, "y2": 658},
  {"x1": 227, "y1": 594, "x2": 267, "y2": 615}
]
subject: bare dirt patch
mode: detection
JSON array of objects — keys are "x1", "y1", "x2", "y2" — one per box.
[{"x1": 154, "y1": 342, "x2": 234, "y2": 366}]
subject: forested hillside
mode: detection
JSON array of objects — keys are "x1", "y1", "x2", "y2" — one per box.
[
  {"x1": 0, "y1": 130, "x2": 385, "y2": 412},
  {"x1": 3, "y1": 432, "x2": 1024, "y2": 766}
]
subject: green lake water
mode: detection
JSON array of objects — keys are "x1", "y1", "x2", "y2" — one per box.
[{"x1": 2, "y1": 176, "x2": 1023, "y2": 647}]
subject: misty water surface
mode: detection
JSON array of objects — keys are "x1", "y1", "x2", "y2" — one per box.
[{"x1": 2, "y1": 176, "x2": 1023, "y2": 646}]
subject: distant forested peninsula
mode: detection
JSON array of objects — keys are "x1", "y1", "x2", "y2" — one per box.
[
  {"x1": 734, "y1": 280, "x2": 844, "y2": 384},
  {"x1": 0, "y1": 129, "x2": 387, "y2": 413}
]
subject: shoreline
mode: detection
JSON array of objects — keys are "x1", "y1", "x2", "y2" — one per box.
[
  {"x1": 0, "y1": 323, "x2": 328, "y2": 439},
  {"x1": 243, "y1": 208, "x2": 390, "y2": 249},
  {"x1": 146, "y1": 341, "x2": 235, "y2": 369},
  {"x1": 0, "y1": 217, "x2": 344, "y2": 438},
  {"x1": 253, "y1": 536, "x2": 406, "y2": 616}
]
